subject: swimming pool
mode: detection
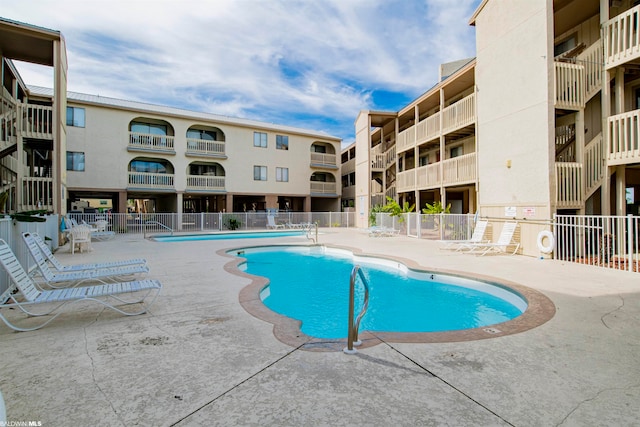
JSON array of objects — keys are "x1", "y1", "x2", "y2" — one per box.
[
  {"x1": 232, "y1": 246, "x2": 527, "y2": 340},
  {"x1": 154, "y1": 230, "x2": 306, "y2": 242}
]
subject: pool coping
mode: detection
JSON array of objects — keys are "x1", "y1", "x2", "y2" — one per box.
[{"x1": 219, "y1": 243, "x2": 557, "y2": 352}]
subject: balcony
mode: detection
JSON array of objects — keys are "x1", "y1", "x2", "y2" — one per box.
[
  {"x1": 128, "y1": 132, "x2": 175, "y2": 154},
  {"x1": 128, "y1": 172, "x2": 175, "y2": 190},
  {"x1": 19, "y1": 103, "x2": 53, "y2": 140},
  {"x1": 608, "y1": 109, "x2": 640, "y2": 165},
  {"x1": 186, "y1": 138, "x2": 226, "y2": 158},
  {"x1": 442, "y1": 93, "x2": 475, "y2": 134},
  {"x1": 186, "y1": 175, "x2": 225, "y2": 192},
  {"x1": 310, "y1": 181, "x2": 337, "y2": 195},
  {"x1": 371, "y1": 144, "x2": 396, "y2": 170},
  {"x1": 22, "y1": 177, "x2": 53, "y2": 211},
  {"x1": 604, "y1": 5, "x2": 640, "y2": 69},
  {"x1": 397, "y1": 169, "x2": 415, "y2": 193},
  {"x1": 555, "y1": 133, "x2": 605, "y2": 207},
  {"x1": 416, "y1": 163, "x2": 441, "y2": 189},
  {"x1": 310, "y1": 153, "x2": 337, "y2": 169},
  {"x1": 442, "y1": 152, "x2": 477, "y2": 185},
  {"x1": 416, "y1": 113, "x2": 440, "y2": 145},
  {"x1": 556, "y1": 162, "x2": 582, "y2": 208},
  {"x1": 554, "y1": 62, "x2": 585, "y2": 110}
]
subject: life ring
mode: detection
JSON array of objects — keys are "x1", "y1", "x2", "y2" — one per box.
[{"x1": 537, "y1": 230, "x2": 555, "y2": 254}]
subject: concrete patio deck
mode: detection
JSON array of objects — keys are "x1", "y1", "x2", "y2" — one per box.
[{"x1": 0, "y1": 228, "x2": 638, "y2": 426}]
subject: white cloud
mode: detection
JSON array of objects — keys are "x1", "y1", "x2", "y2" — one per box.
[{"x1": 1, "y1": 0, "x2": 481, "y2": 141}]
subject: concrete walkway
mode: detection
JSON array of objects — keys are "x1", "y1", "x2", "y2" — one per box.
[{"x1": 0, "y1": 229, "x2": 638, "y2": 426}]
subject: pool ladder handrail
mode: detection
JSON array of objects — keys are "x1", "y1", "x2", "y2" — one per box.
[
  {"x1": 344, "y1": 265, "x2": 370, "y2": 355},
  {"x1": 143, "y1": 220, "x2": 174, "y2": 238},
  {"x1": 305, "y1": 222, "x2": 318, "y2": 243}
]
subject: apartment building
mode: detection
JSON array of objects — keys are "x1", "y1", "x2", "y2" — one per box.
[
  {"x1": 0, "y1": 18, "x2": 342, "y2": 217},
  {"x1": 352, "y1": 0, "x2": 640, "y2": 255}
]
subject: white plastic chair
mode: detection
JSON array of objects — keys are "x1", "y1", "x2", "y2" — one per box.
[{"x1": 266, "y1": 215, "x2": 285, "y2": 229}]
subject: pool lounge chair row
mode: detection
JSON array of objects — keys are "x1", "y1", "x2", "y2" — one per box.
[
  {"x1": 438, "y1": 221, "x2": 520, "y2": 256},
  {"x1": 0, "y1": 234, "x2": 161, "y2": 332},
  {"x1": 368, "y1": 226, "x2": 401, "y2": 237}
]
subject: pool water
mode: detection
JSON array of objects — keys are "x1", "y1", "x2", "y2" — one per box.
[
  {"x1": 237, "y1": 246, "x2": 526, "y2": 339},
  {"x1": 154, "y1": 230, "x2": 306, "y2": 242}
]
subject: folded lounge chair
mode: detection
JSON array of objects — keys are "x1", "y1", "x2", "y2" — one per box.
[
  {"x1": 266, "y1": 215, "x2": 285, "y2": 230},
  {"x1": 23, "y1": 232, "x2": 146, "y2": 273},
  {"x1": 465, "y1": 221, "x2": 520, "y2": 256},
  {"x1": 22, "y1": 233, "x2": 149, "y2": 288},
  {"x1": 437, "y1": 220, "x2": 489, "y2": 251},
  {"x1": 0, "y1": 239, "x2": 161, "y2": 332}
]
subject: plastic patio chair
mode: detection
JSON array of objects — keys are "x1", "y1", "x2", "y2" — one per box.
[{"x1": 437, "y1": 220, "x2": 489, "y2": 251}]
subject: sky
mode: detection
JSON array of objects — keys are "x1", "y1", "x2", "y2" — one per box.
[{"x1": 1, "y1": 0, "x2": 481, "y2": 146}]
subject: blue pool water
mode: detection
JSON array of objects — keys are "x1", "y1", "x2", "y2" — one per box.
[
  {"x1": 154, "y1": 230, "x2": 306, "y2": 242},
  {"x1": 236, "y1": 246, "x2": 526, "y2": 339}
]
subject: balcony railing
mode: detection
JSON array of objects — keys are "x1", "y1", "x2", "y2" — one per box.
[
  {"x1": 128, "y1": 132, "x2": 175, "y2": 153},
  {"x1": 397, "y1": 126, "x2": 416, "y2": 153},
  {"x1": 416, "y1": 163, "x2": 441, "y2": 189},
  {"x1": 186, "y1": 138, "x2": 225, "y2": 157},
  {"x1": 442, "y1": 152, "x2": 477, "y2": 185},
  {"x1": 604, "y1": 4, "x2": 640, "y2": 69},
  {"x1": 22, "y1": 177, "x2": 53, "y2": 211},
  {"x1": 186, "y1": 175, "x2": 225, "y2": 191},
  {"x1": 128, "y1": 172, "x2": 175, "y2": 189},
  {"x1": 310, "y1": 153, "x2": 337, "y2": 167},
  {"x1": 581, "y1": 41, "x2": 603, "y2": 101},
  {"x1": 416, "y1": 112, "x2": 440, "y2": 144},
  {"x1": 608, "y1": 109, "x2": 640, "y2": 165},
  {"x1": 442, "y1": 93, "x2": 475, "y2": 134},
  {"x1": 556, "y1": 162, "x2": 582, "y2": 208},
  {"x1": 396, "y1": 169, "x2": 415, "y2": 193},
  {"x1": 554, "y1": 62, "x2": 585, "y2": 110},
  {"x1": 310, "y1": 182, "x2": 337, "y2": 194},
  {"x1": 19, "y1": 103, "x2": 53, "y2": 139}
]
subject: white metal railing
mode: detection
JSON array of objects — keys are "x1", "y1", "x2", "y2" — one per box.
[
  {"x1": 416, "y1": 163, "x2": 441, "y2": 189},
  {"x1": 19, "y1": 103, "x2": 53, "y2": 139},
  {"x1": 128, "y1": 172, "x2": 175, "y2": 189},
  {"x1": 555, "y1": 214, "x2": 640, "y2": 273},
  {"x1": 555, "y1": 162, "x2": 582, "y2": 207},
  {"x1": 186, "y1": 138, "x2": 225, "y2": 156},
  {"x1": 397, "y1": 125, "x2": 416, "y2": 153},
  {"x1": 584, "y1": 132, "x2": 605, "y2": 198},
  {"x1": 21, "y1": 177, "x2": 53, "y2": 211},
  {"x1": 416, "y1": 112, "x2": 441, "y2": 144},
  {"x1": 186, "y1": 175, "x2": 225, "y2": 191},
  {"x1": 310, "y1": 181, "x2": 337, "y2": 194},
  {"x1": 554, "y1": 62, "x2": 585, "y2": 110},
  {"x1": 604, "y1": 4, "x2": 640, "y2": 69},
  {"x1": 608, "y1": 109, "x2": 640, "y2": 165},
  {"x1": 396, "y1": 169, "x2": 416, "y2": 192},
  {"x1": 442, "y1": 93, "x2": 475, "y2": 134},
  {"x1": 442, "y1": 152, "x2": 476, "y2": 185},
  {"x1": 579, "y1": 41, "x2": 603, "y2": 101},
  {"x1": 128, "y1": 131, "x2": 175, "y2": 152},
  {"x1": 310, "y1": 153, "x2": 337, "y2": 167}
]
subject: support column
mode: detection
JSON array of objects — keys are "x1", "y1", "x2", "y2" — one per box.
[
  {"x1": 265, "y1": 194, "x2": 278, "y2": 210},
  {"x1": 576, "y1": 110, "x2": 585, "y2": 215},
  {"x1": 616, "y1": 166, "x2": 626, "y2": 216},
  {"x1": 439, "y1": 88, "x2": 446, "y2": 206},
  {"x1": 601, "y1": 69, "x2": 612, "y2": 215},
  {"x1": 305, "y1": 195, "x2": 311, "y2": 212},
  {"x1": 176, "y1": 192, "x2": 183, "y2": 231},
  {"x1": 117, "y1": 191, "x2": 127, "y2": 213},
  {"x1": 225, "y1": 193, "x2": 233, "y2": 213}
]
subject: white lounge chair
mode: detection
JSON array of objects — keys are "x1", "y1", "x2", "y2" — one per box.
[
  {"x1": 368, "y1": 226, "x2": 400, "y2": 237},
  {"x1": 266, "y1": 215, "x2": 285, "y2": 229},
  {"x1": 69, "y1": 225, "x2": 92, "y2": 254},
  {"x1": 0, "y1": 239, "x2": 161, "y2": 332},
  {"x1": 466, "y1": 221, "x2": 520, "y2": 256},
  {"x1": 437, "y1": 220, "x2": 489, "y2": 251},
  {"x1": 23, "y1": 234, "x2": 149, "y2": 288},
  {"x1": 23, "y1": 232, "x2": 146, "y2": 273}
]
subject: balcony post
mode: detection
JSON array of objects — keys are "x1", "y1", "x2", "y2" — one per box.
[{"x1": 576, "y1": 110, "x2": 585, "y2": 215}]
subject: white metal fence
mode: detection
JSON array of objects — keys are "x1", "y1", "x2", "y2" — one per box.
[
  {"x1": 555, "y1": 214, "x2": 640, "y2": 272},
  {"x1": 374, "y1": 213, "x2": 475, "y2": 240},
  {"x1": 66, "y1": 211, "x2": 356, "y2": 236}
]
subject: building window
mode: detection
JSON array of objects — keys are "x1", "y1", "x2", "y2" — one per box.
[
  {"x1": 450, "y1": 146, "x2": 463, "y2": 158},
  {"x1": 66, "y1": 107, "x2": 85, "y2": 127},
  {"x1": 254, "y1": 132, "x2": 267, "y2": 148},
  {"x1": 254, "y1": 165, "x2": 267, "y2": 181},
  {"x1": 419, "y1": 155, "x2": 429, "y2": 167},
  {"x1": 66, "y1": 151, "x2": 85, "y2": 171},
  {"x1": 187, "y1": 129, "x2": 217, "y2": 141},
  {"x1": 131, "y1": 121, "x2": 167, "y2": 136},
  {"x1": 276, "y1": 167, "x2": 289, "y2": 182},
  {"x1": 276, "y1": 135, "x2": 289, "y2": 150}
]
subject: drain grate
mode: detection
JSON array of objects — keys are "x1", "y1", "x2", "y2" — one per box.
[{"x1": 483, "y1": 327, "x2": 502, "y2": 334}]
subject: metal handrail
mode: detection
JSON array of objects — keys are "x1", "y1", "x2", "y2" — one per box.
[
  {"x1": 306, "y1": 222, "x2": 318, "y2": 243},
  {"x1": 143, "y1": 221, "x2": 173, "y2": 238},
  {"x1": 344, "y1": 265, "x2": 370, "y2": 354}
]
